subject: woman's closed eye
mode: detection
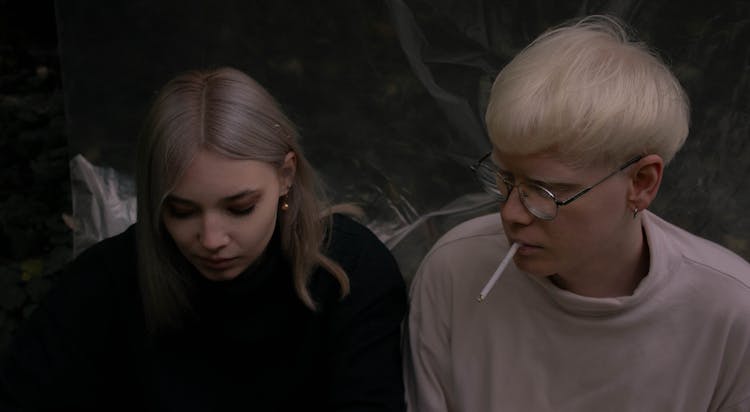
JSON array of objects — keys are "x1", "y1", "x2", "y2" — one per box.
[
  {"x1": 228, "y1": 205, "x2": 255, "y2": 216},
  {"x1": 224, "y1": 191, "x2": 262, "y2": 217},
  {"x1": 165, "y1": 204, "x2": 197, "y2": 219}
]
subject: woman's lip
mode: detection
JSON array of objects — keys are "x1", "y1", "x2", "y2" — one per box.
[{"x1": 199, "y1": 256, "x2": 237, "y2": 268}]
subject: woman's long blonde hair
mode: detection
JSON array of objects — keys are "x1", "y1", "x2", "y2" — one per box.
[{"x1": 135, "y1": 67, "x2": 349, "y2": 333}]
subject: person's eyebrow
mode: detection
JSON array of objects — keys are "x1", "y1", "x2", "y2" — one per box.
[
  {"x1": 164, "y1": 194, "x2": 195, "y2": 205},
  {"x1": 224, "y1": 190, "x2": 262, "y2": 202},
  {"x1": 544, "y1": 181, "x2": 580, "y2": 191},
  {"x1": 495, "y1": 166, "x2": 578, "y2": 191},
  {"x1": 527, "y1": 176, "x2": 580, "y2": 191},
  {"x1": 165, "y1": 189, "x2": 262, "y2": 205}
]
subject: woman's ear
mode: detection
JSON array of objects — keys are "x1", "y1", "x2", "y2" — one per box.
[
  {"x1": 628, "y1": 154, "x2": 664, "y2": 211},
  {"x1": 279, "y1": 151, "x2": 297, "y2": 195}
]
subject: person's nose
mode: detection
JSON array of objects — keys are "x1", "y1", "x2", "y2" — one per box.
[
  {"x1": 198, "y1": 213, "x2": 230, "y2": 251},
  {"x1": 500, "y1": 185, "x2": 535, "y2": 226}
]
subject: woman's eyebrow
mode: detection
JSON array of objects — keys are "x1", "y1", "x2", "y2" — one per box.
[
  {"x1": 164, "y1": 194, "x2": 194, "y2": 205},
  {"x1": 164, "y1": 189, "x2": 262, "y2": 205},
  {"x1": 224, "y1": 190, "x2": 261, "y2": 202}
]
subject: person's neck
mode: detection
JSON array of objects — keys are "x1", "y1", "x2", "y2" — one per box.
[{"x1": 550, "y1": 225, "x2": 650, "y2": 298}]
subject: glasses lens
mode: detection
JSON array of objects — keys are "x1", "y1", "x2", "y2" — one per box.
[
  {"x1": 519, "y1": 183, "x2": 557, "y2": 220},
  {"x1": 476, "y1": 162, "x2": 507, "y2": 201}
]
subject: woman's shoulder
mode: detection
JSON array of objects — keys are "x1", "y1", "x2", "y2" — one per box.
[
  {"x1": 327, "y1": 214, "x2": 395, "y2": 268},
  {"x1": 48, "y1": 224, "x2": 139, "y2": 303},
  {"x1": 71, "y1": 224, "x2": 138, "y2": 276},
  {"x1": 320, "y1": 213, "x2": 405, "y2": 301}
]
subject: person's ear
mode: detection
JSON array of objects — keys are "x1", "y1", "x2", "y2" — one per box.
[
  {"x1": 279, "y1": 151, "x2": 297, "y2": 195},
  {"x1": 627, "y1": 154, "x2": 664, "y2": 211}
]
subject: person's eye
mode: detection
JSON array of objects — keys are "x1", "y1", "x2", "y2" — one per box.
[
  {"x1": 543, "y1": 183, "x2": 575, "y2": 198},
  {"x1": 165, "y1": 205, "x2": 196, "y2": 219},
  {"x1": 528, "y1": 183, "x2": 555, "y2": 198},
  {"x1": 229, "y1": 205, "x2": 255, "y2": 216},
  {"x1": 498, "y1": 172, "x2": 514, "y2": 183}
]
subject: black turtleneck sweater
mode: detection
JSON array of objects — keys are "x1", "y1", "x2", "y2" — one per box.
[{"x1": 0, "y1": 215, "x2": 407, "y2": 411}]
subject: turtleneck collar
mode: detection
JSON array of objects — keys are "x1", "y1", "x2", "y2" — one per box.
[
  {"x1": 189, "y1": 225, "x2": 289, "y2": 306},
  {"x1": 522, "y1": 211, "x2": 677, "y2": 317}
]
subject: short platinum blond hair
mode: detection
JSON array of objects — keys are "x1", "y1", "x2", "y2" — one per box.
[
  {"x1": 485, "y1": 15, "x2": 690, "y2": 167},
  {"x1": 136, "y1": 67, "x2": 349, "y2": 333}
]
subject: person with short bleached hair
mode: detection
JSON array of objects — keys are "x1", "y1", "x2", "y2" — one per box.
[{"x1": 404, "y1": 15, "x2": 750, "y2": 412}]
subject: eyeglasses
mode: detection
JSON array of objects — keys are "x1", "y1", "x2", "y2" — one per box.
[{"x1": 471, "y1": 153, "x2": 644, "y2": 220}]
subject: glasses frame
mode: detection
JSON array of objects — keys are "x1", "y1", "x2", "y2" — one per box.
[{"x1": 471, "y1": 152, "x2": 644, "y2": 220}]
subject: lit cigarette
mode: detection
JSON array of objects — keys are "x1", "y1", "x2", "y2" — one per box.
[{"x1": 477, "y1": 242, "x2": 520, "y2": 302}]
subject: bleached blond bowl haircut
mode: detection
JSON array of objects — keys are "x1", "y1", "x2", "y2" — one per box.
[
  {"x1": 135, "y1": 67, "x2": 349, "y2": 334},
  {"x1": 485, "y1": 15, "x2": 690, "y2": 168}
]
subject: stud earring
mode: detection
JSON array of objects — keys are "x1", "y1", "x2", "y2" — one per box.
[
  {"x1": 632, "y1": 207, "x2": 640, "y2": 219},
  {"x1": 280, "y1": 195, "x2": 289, "y2": 211}
]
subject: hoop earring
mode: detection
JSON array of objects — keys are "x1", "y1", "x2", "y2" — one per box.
[
  {"x1": 632, "y1": 207, "x2": 640, "y2": 219},
  {"x1": 280, "y1": 195, "x2": 290, "y2": 211}
]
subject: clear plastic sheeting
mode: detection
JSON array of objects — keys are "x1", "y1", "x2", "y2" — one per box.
[
  {"x1": 383, "y1": 0, "x2": 750, "y2": 264},
  {"x1": 57, "y1": 1, "x2": 749, "y2": 280},
  {"x1": 69, "y1": 154, "x2": 136, "y2": 257},
  {"x1": 385, "y1": 193, "x2": 497, "y2": 284}
]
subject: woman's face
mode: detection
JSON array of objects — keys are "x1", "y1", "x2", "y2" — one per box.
[
  {"x1": 494, "y1": 150, "x2": 633, "y2": 280},
  {"x1": 161, "y1": 149, "x2": 294, "y2": 281}
]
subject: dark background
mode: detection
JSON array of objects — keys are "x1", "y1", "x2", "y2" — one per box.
[
  {"x1": 1, "y1": 0, "x2": 70, "y2": 352},
  {"x1": 1, "y1": 0, "x2": 748, "y2": 353}
]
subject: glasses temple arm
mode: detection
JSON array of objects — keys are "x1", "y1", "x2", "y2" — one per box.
[{"x1": 557, "y1": 155, "x2": 644, "y2": 206}]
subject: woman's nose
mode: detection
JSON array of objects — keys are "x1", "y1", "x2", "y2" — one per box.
[{"x1": 198, "y1": 214, "x2": 230, "y2": 250}]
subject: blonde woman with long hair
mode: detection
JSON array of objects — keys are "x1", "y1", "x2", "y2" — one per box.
[{"x1": 1, "y1": 67, "x2": 407, "y2": 411}]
